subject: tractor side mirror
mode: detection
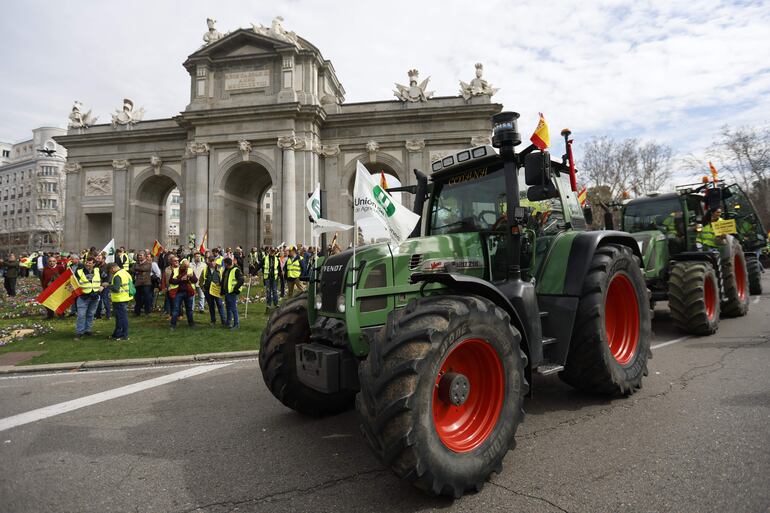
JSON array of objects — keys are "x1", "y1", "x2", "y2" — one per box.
[
  {"x1": 583, "y1": 207, "x2": 594, "y2": 225},
  {"x1": 524, "y1": 151, "x2": 551, "y2": 186},
  {"x1": 603, "y1": 212, "x2": 614, "y2": 230}
]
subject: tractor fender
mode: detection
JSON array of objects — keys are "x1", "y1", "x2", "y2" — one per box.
[
  {"x1": 409, "y1": 272, "x2": 541, "y2": 367},
  {"x1": 563, "y1": 231, "x2": 644, "y2": 297}
]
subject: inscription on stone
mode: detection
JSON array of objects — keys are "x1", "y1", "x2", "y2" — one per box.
[{"x1": 225, "y1": 70, "x2": 270, "y2": 91}]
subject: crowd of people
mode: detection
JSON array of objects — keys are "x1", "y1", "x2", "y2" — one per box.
[{"x1": 0, "y1": 242, "x2": 329, "y2": 341}]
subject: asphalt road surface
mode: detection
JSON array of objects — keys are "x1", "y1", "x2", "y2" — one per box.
[{"x1": 1, "y1": 276, "x2": 768, "y2": 513}]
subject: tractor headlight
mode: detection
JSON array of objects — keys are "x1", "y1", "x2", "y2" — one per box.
[
  {"x1": 336, "y1": 295, "x2": 346, "y2": 313},
  {"x1": 695, "y1": 223, "x2": 703, "y2": 232},
  {"x1": 315, "y1": 293, "x2": 322, "y2": 310}
]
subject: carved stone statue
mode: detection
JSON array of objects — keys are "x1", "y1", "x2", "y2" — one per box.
[
  {"x1": 86, "y1": 174, "x2": 112, "y2": 196},
  {"x1": 460, "y1": 63, "x2": 499, "y2": 100},
  {"x1": 111, "y1": 99, "x2": 145, "y2": 129},
  {"x1": 150, "y1": 155, "x2": 163, "y2": 173},
  {"x1": 366, "y1": 140, "x2": 380, "y2": 153},
  {"x1": 187, "y1": 141, "x2": 210, "y2": 156},
  {"x1": 394, "y1": 69, "x2": 433, "y2": 102},
  {"x1": 251, "y1": 16, "x2": 301, "y2": 48},
  {"x1": 68, "y1": 101, "x2": 98, "y2": 130},
  {"x1": 237, "y1": 139, "x2": 252, "y2": 160},
  {"x1": 202, "y1": 18, "x2": 224, "y2": 45}
]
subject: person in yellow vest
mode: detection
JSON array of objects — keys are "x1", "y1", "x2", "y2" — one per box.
[
  {"x1": 169, "y1": 258, "x2": 198, "y2": 330},
  {"x1": 260, "y1": 247, "x2": 281, "y2": 312},
  {"x1": 107, "y1": 262, "x2": 132, "y2": 340},
  {"x1": 201, "y1": 255, "x2": 226, "y2": 326},
  {"x1": 74, "y1": 256, "x2": 104, "y2": 340},
  {"x1": 285, "y1": 246, "x2": 305, "y2": 297},
  {"x1": 222, "y1": 257, "x2": 244, "y2": 329},
  {"x1": 698, "y1": 208, "x2": 726, "y2": 249}
]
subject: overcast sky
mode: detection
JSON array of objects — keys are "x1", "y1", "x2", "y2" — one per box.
[{"x1": 1, "y1": 0, "x2": 769, "y2": 182}]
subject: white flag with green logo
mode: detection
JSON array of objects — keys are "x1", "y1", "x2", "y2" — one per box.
[
  {"x1": 100, "y1": 238, "x2": 116, "y2": 263},
  {"x1": 353, "y1": 161, "x2": 420, "y2": 242},
  {"x1": 306, "y1": 184, "x2": 353, "y2": 236}
]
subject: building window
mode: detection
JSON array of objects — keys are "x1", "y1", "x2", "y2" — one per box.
[
  {"x1": 1, "y1": 150, "x2": 9, "y2": 158},
  {"x1": 171, "y1": 208, "x2": 180, "y2": 218}
]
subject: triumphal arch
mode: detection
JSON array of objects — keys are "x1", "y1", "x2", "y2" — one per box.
[{"x1": 57, "y1": 17, "x2": 501, "y2": 250}]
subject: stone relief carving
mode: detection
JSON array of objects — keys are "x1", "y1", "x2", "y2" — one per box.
[
  {"x1": 394, "y1": 69, "x2": 434, "y2": 102},
  {"x1": 251, "y1": 16, "x2": 301, "y2": 48},
  {"x1": 187, "y1": 141, "x2": 210, "y2": 156},
  {"x1": 85, "y1": 172, "x2": 113, "y2": 196},
  {"x1": 202, "y1": 18, "x2": 224, "y2": 46},
  {"x1": 112, "y1": 159, "x2": 130, "y2": 171},
  {"x1": 237, "y1": 139, "x2": 252, "y2": 160},
  {"x1": 63, "y1": 162, "x2": 82, "y2": 174},
  {"x1": 111, "y1": 98, "x2": 145, "y2": 129},
  {"x1": 405, "y1": 139, "x2": 425, "y2": 152},
  {"x1": 277, "y1": 134, "x2": 304, "y2": 150},
  {"x1": 460, "y1": 63, "x2": 499, "y2": 101},
  {"x1": 471, "y1": 135, "x2": 492, "y2": 146},
  {"x1": 68, "y1": 101, "x2": 98, "y2": 130},
  {"x1": 319, "y1": 144, "x2": 340, "y2": 157},
  {"x1": 365, "y1": 140, "x2": 380, "y2": 153},
  {"x1": 150, "y1": 155, "x2": 163, "y2": 173}
]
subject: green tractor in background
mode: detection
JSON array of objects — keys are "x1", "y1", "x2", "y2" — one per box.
[
  {"x1": 617, "y1": 180, "x2": 758, "y2": 336},
  {"x1": 259, "y1": 112, "x2": 652, "y2": 497}
]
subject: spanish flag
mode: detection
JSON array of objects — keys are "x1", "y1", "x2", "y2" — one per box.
[
  {"x1": 151, "y1": 240, "x2": 163, "y2": 257},
  {"x1": 708, "y1": 161, "x2": 718, "y2": 181},
  {"x1": 530, "y1": 113, "x2": 550, "y2": 151},
  {"x1": 199, "y1": 230, "x2": 208, "y2": 254},
  {"x1": 20, "y1": 252, "x2": 38, "y2": 269},
  {"x1": 578, "y1": 186, "x2": 588, "y2": 208},
  {"x1": 36, "y1": 268, "x2": 82, "y2": 314},
  {"x1": 380, "y1": 171, "x2": 389, "y2": 190}
]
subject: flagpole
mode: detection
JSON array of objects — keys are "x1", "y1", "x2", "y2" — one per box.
[{"x1": 351, "y1": 220, "x2": 357, "y2": 307}]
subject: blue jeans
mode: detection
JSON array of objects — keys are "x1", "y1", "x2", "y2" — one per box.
[
  {"x1": 112, "y1": 302, "x2": 129, "y2": 338},
  {"x1": 75, "y1": 295, "x2": 99, "y2": 335},
  {"x1": 96, "y1": 288, "x2": 111, "y2": 319},
  {"x1": 134, "y1": 284, "x2": 153, "y2": 315},
  {"x1": 225, "y1": 292, "x2": 239, "y2": 327},
  {"x1": 171, "y1": 290, "x2": 194, "y2": 327},
  {"x1": 206, "y1": 294, "x2": 226, "y2": 324},
  {"x1": 265, "y1": 278, "x2": 278, "y2": 306}
]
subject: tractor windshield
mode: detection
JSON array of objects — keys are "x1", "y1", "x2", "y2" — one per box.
[
  {"x1": 623, "y1": 197, "x2": 683, "y2": 234},
  {"x1": 429, "y1": 168, "x2": 508, "y2": 235}
]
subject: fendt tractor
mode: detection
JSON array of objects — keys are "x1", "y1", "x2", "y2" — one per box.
[
  {"x1": 617, "y1": 179, "x2": 761, "y2": 336},
  {"x1": 259, "y1": 112, "x2": 652, "y2": 497}
]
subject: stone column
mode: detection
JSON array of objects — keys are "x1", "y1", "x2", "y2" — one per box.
[
  {"x1": 186, "y1": 141, "x2": 210, "y2": 246},
  {"x1": 63, "y1": 162, "x2": 82, "y2": 250},
  {"x1": 278, "y1": 134, "x2": 298, "y2": 244},
  {"x1": 319, "y1": 144, "x2": 341, "y2": 251},
  {"x1": 112, "y1": 159, "x2": 130, "y2": 247}
]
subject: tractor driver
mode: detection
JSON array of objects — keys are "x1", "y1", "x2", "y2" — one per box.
[{"x1": 697, "y1": 207, "x2": 726, "y2": 249}]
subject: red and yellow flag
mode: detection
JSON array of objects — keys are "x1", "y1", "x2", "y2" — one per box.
[
  {"x1": 36, "y1": 268, "x2": 82, "y2": 314},
  {"x1": 708, "y1": 161, "x2": 718, "y2": 181},
  {"x1": 151, "y1": 240, "x2": 163, "y2": 257},
  {"x1": 578, "y1": 186, "x2": 588, "y2": 207},
  {"x1": 530, "y1": 113, "x2": 550, "y2": 151},
  {"x1": 199, "y1": 230, "x2": 208, "y2": 254},
  {"x1": 380, "y1": 171, "x2": 389, "y2": 190}
]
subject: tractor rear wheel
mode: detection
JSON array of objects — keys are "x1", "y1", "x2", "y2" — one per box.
[
  {"x1": 721, "y1": 237, "x2": 750, "y2": 317},
  {"x1": 747, "y1": 255, "x2": 762, "y2": 295},
  {"x1": 357, "y1": 295, "x2": 526, "y2": 498},
  {"x1": 667, "y1": 262, "x2": 720, "y2": 335},
  {"x1": 258, "y1": 293, "x2": 355, "y2": 416},
  {"x1": 559, "y1": 244, "x2": 651, "y2": 396}
]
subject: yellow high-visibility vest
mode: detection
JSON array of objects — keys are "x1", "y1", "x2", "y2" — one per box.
[
  {"x1": 698, "y1": 223, "x2": 718, "y2": 248},
  {"x1": 225, "y1": 267, "x2": 241, "y2": 294},
  {"x1": 286, "y1": 256, "x2": 303, "y2": 279},
  {"x1": 111, "y1": 269, "x2": 132, "y2": 303},
  {"x1": 263, "y1": 256, "x2": 280, "y2": 279},
  {"x1": 169, "y1": 267, "x2": 193, "y2": 290},
  {"x1": 76, "y1": 267, "x2": 101, "y2": 295}
]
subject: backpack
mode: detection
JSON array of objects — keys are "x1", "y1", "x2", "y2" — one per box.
[{"x1": 128, "y1": 278, "x2": 136, "y2": 297}]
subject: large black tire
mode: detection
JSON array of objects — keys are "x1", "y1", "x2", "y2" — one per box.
[
  {"x1": 747, "y1": 255, "x2": 762, "y2": 295},
  {"x1": 721, "y1": 237, "x2": 750, "y2": 317},
  {"x1": 357, "y1": 295, "x2": 526, "y2": 498},
  {"x1": 559, "y1": 244, "x2": 651, "y2": 396},
  {"x1": 668, "y1": 262, "x2": 720, "y2": 335},
  {"x1": 258, "y1": 293, "x2": 355, "y2": 416}
]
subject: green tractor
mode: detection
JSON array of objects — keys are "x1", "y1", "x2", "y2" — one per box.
[
  {"x1": 259, "y1": 112, "x2": 652, "y2": 497},
  {"x1": 617, "y1": 181, "x2": 755, "y2": 336}
]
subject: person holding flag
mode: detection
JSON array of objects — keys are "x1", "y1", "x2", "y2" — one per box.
[
  {"x1": 40, "y1": 256, "x2": 61, "y2": 318},
  {"x1": 74, "y1": 256, "x2": 103, "y2": 340}
]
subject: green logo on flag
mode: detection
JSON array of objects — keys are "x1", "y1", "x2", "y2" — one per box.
[
  {"x1": 311, "y1": 198, "x2": 321, "y2": 219},
  {"x1": 372, "y1": 185, "x2": 396, "y2": 217}
]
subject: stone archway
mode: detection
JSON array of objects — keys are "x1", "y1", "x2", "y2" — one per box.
[
  {"x1": 218, "y1": 161, "x2": 273, "y2": 249},
  {"x1": 132, "y1": 171, "x2": 182, "y2": 249}
]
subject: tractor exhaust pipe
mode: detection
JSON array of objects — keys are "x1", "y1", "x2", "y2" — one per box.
[{"x1": 492, "y1": 112, "x2": 523, "y2": 280}]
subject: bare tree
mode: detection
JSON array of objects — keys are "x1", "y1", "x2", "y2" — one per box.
[{"x1": 632, "y1": 142, "x2": 673, "y2": 195}]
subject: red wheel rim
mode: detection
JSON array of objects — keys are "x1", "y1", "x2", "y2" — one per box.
[
  {"x1": 704, "y1": 274, "x2": 716, "y2": 320},
  {"x1": 734, "y1": 255, "x2": 746, "y2": 301},
  {"x1": 604, "y1": 274, "x2": 640, "y2": 366},
  {"x1": 432, "y1": 338, "x2": 504, "y2": 453}
]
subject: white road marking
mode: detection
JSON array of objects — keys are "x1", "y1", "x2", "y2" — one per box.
[
  {"x1": 0, "y1": 363, "x2": 232, "y2": 433},
  {"x1": 651, "y1": 336, "x2": 690, "y2": 350}
]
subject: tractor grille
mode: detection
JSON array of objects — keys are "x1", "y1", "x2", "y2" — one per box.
[
  {"x1": 409, "y1": 253, "x2": 424, "y2": 270},
  {"x1": 319, "y1": 249, "x2": 353, "y2": 312}
]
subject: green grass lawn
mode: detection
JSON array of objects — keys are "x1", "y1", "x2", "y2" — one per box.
[{"x1": 0, "y1": 277, "x2": 278, "y2": 366}]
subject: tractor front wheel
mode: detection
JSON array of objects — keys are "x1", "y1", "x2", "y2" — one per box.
[
  {"x1": 746, "y1": 255, "x2": 762, "y2": 295},
  {"x1": 721, "y1": 237, "x2": 750, "y2": 317},
  {"x1": 357, "y1": 295, "x2": 526, "y2": 498},
  {"x1": 258, "y1": 293, "x2": 355, "y2": 416},
  {"x1": 668, "y1": 261, "x2": 720, "y2": 335},
  {"x1": 559, "y1": 244, "x2": 651, "y2": 396}
]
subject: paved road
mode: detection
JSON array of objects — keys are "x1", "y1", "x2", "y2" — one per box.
[{"x1": 1, "y1": 276, "x2": 768, "y2": 513}]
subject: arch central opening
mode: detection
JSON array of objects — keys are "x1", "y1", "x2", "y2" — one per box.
[
  {"x1": 135, "y1": 174, "x2": 181, "y2": 248},
  {"x1": 222, "y1": 161, "x2": 273, "y2": 249}
]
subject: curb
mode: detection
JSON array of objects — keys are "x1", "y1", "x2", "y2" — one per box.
[{"x1": 0, "y1": 350, "x2": 260, "y2": 375}]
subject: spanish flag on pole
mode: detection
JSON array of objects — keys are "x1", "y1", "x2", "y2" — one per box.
[
  {"x1": 578, "y1": 186, "x2": 588, "y2": 208},
  {"x1": 199, "y1": 230, "x2": 208, "y2": 254},
  {"x1": 530, "y1": 113, "x2": 550, "y2": 151},
  {"x1": 151, "y1": 240, "x2": 163, "y2": 257},
  {"x1": 380, "y1": 171, "x2": 389, "y2": 190},
  {"x1": 708, "y1": 161, "x2": 718, "y2": 181},
  {"x1": 36, "y1": 268, "x2": 82, "y2": 314}
]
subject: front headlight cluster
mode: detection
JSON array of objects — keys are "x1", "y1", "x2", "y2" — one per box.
[
  {"x1": 336, "y1": 295, "x2": 346, "y2": 313},
  {"x1": 315, "y1": 293, "x2": 323, "y2": 310}
]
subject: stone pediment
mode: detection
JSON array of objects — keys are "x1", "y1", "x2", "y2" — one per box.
[{"x1": 185, "y1": 29, "x2": 306, "y2": 69}]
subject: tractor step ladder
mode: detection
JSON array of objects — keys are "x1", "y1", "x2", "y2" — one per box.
[{"x1": 536, "y1": 364, "x2": 564, "y2": 375}]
